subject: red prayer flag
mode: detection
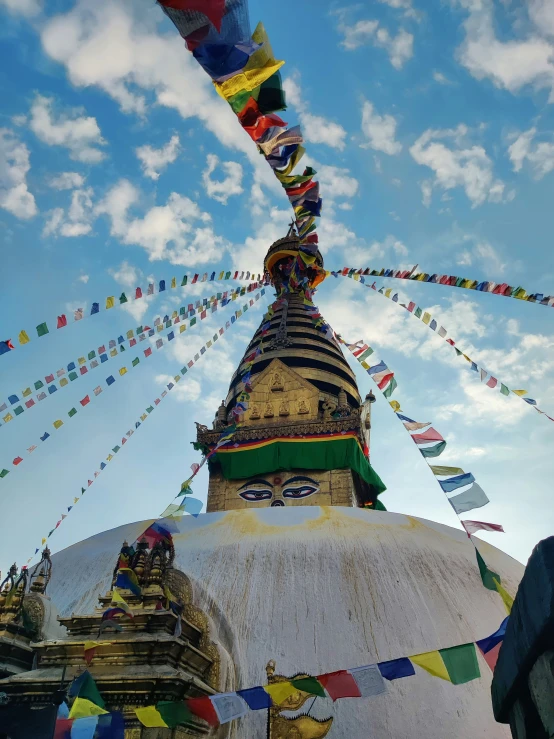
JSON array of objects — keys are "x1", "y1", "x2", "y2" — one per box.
[
  {"x1": 352, "y1": 344, "x2": 369, "y2": 357},
  {"x1": 446, "y1": 338, "x2": 456, "y2": 346},
  {"x1": 13, "y1": 456, "x2": 23, "y2": 466},
  {"x1": 318, "y1": 670, "x2": 361, "y2": 701},
  {"x1": 80, "y1": 395, "x2": 90, "y2": 407},
  {"x1": 144, "y1": 348, "x2": 152, "y2": 357},
  {"x1": 84, "y1": 646, "x2": 97, "y2": 665},
  {"x1": 462, "y1": 520, "x2": 505, "y2": 536},
  {"x1": 192, "y1": 274, "x2": 199, "y2": 284},
  {"x1": 80, "y1": 366, "x2": 88, "y2": 375},
  {"x1": 377, "y1": 371, "x2": 394, "y2": 390},
  {"x1": 187, "y1": 697, "x2": 219, "y2": 726},
  {"x1": 135, "y1": 287, "x2": 142, "y2": 299},
  {"x1": 98, "y1": 345, "x2": 106, "y2": 354},
  {"x1": 479, "y1": 641, "x2": 502, "y2": 671},
  {"x1": 45, "y1": 374, "x2": 55, "y2": 383},
  {"x1": 285, "y1": 179, "x2": 315, "y2": 197},
  {"x1": 238, "y1": 97, "x2": 261, "y2": 127},
  {"x1": 88, "y1": 479, "x2": 93, "y2": 486},
  {"x1": 54, "y1": 718, "x2": 73, "y2": 739},
  {"x1": 411, "y1": 427, "x2": 444, "y2": 444},
  {"x1": 157, "y1": 0, "x2": 225, "y2": 31},
  {"x1": 486, "y1": 376, "x2": 498, "y2": 388},
  {"x1": 407, "y1": 302, "x2": 416, "y2": 312},
  {"x1": 244, "y1": 113, "x2": 287, "y2": 141},
  {"x1": 57, "y1": 314, "x2": 67, "y2": 328},
  {"x1": 25, "y1": 399, "x2": 35, "y2": 408}
]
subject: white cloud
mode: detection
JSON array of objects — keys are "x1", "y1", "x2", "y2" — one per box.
[
  {"x1": 360, "y1": 101, "x2": 402, "y2": 155},
  {"x1": 136, "y1": 134, "x2": 180, "y2": 180},
  {"x1": 28, "y1": 95, "x2": 106, "y2": 163},
  {"x1": 420, "y1": 179, "x2": 432, "y2": 207},
  {"x1": 0, "y1": 128, "x2": 37, "y2": 219},
  {"x1": 433, "y1": 71, "x2": 451, "y2": 84},
  {"x1": 336, "y1": 12, "x2": 413, "y2": 68},
  {"x1": 508, "y1": 127, "x2": 554, "y2": 179},
  {"x1": 0, "y1": 0, "x2": 41, "y2": 17},
  {"x1": 43, "y1": 186, "x2": 94, "y2": 237},
  {"x1": 78, "y1": 273, "x2": 89, "y2": 283},
  {"x1": 108, "y1": 260, "x2": 150, "y2": 320},
  {"x1": 97, "y1": 178, "x2": 229, "y2": 265},
  {"x1": 456, "y1": 0, "x2": 554, "y2": 101},
  {"x1": 202, "y1": 153, "x2": 243, "y2": 204},
  {"x1": 156, "y1": 374, "x2": 202, "y2": 403},
  {"x1": 49, "y1": 172, "x2": 85, "y2": 189},
  {"x1": 315, "y1": 162, "x2": 359, "y2": 199},
  {"x1": 282, "y1": 75, "x2": 347, "y2": 150},
  {"x1": 410, "y1": 124, "x2": 507, "y2": 207}
]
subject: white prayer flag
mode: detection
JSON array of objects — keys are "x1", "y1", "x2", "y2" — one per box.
[
  {"x1": 349, "y1": 665, "x2": 387, "y2": 698},
  {"x1": 211, "y1": 693, "x2": 248, "y2": 724}
]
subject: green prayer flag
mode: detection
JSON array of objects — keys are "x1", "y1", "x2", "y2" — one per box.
[
  {"x1": 290, "y1": 677, "x2": 326, "y2": 697},
  {"x1": 181, "y1": 275, "x2": 188, "y2": 286},
  {"x1": 120, "y1": 345, "x2": 126, "y2": 352},
  {"x1": 69, "y1": 372, "x2": 78, "y2": 381},
  {"x1": 383, "y1": 377, "x2": 398, "y2": 398},
  {"x1": 34, "y1": 380, "x2": 44, "y2": 390},
  {"x1": 0, "y1": 469, "x2": 9, "y2": 478},
  {"x1": 68, "y1": 408, "x2": 77, "y2": 418},
  {"x1": 136, "y1": 326, "x2": 143, "y2": 334},
  {"x1": 180, "y1": 367, "x2": 188, "y2": 375},
  {"x1": 500, "y1": 384, "x2": 510, "y2": 396},
  {"x1": 81, "y1": 487, "x2": 85, "y2": 494},
  {"x1": 77, "y1": 672, "x2": 106, "y2": 708},
  {"x1": 112, "y1": 446, "x2": 120, "y2": 453},
  {"x1": 132, "y1": 358, "x2": 140, "y2": 367},
  {"x1": 48, "y1": 529, "x2": 54, "y2": 537},
  {"x1": 358, "y1": 347, "x2": 374, "y2": 361},
  {"x1": 475, "y1": 548, "x2": 501, "y2": 591},
  {"x1": 88, "y1": 351, "x2": 95, "y2": 360},
  {"x1": 146, "y1": 406, "x2": 154, "y2": 413},
  {"x1": 156, "y1": 701, "x2": 193, "y2": 728},
  {"x1": 419, "y1": 441, "x2": 447, "y2": 458},
  {"x1": 429, "y1": 465, "x2": 464, "y2": 476},
  {"x1": 36, "y1": 322, "x2": 49, "y2": 337},
  {"x1": 190, "y1": 317, "x2": 197, "y2": 327},
  {"x1": 14, "y1": 406, "x2": 24, "y2": 416},
  {"x1": 454, "y1": 348, "x2": 462, "y2": 356},
  {"x1": 439, "y1": 644, "x2": 480, "y2": 685},
  {"x1": 119, "y1": 292, "x2": 128, "y2": 304},
  {"x1": 414, "y1": 307, "x2": 422, "y2": 318}
]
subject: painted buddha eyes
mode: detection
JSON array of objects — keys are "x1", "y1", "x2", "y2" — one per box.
[{"x1": 237, "y1": 476, "x2": 320, "y2": 502}]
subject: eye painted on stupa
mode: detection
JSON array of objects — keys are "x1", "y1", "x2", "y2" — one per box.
[
  {"x1": 281, "y1": 476, "x2": 320, "y2": 499},
  {"x1": 237, "y1": 478, "x2": 274, "y2": 502}
]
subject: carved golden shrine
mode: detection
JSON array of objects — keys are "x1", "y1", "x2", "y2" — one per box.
[
  {"x1": 266, "y1": 660, "x2": 333, "y2": 739},
  {"x1": 0, "y1": 539, "x2": 223, "y2": 737}
]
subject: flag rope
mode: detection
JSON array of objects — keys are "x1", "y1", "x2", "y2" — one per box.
[
  {"x1": 0, "y1": 283, "x2": 260, "y2": 428},
  {"x1": 20, "y1": 289, "x2": 268, "y2": 568},
  {"x1": 342, "y1": 273, "x2": 554, "y2": 423}
]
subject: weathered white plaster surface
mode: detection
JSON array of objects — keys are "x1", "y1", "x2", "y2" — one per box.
[{"x1": 47, "y1": 507, "x2": 524, "y2": 738}]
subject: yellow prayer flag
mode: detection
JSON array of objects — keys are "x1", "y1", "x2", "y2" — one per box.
[
  {"x1": 78, "y1": 357, "x2": 86, "y2": 365},
  {"x1": 493, "y1": 578, "x2": 514, "y2": 615},
  {"x1": 157, "y1": 325, "x2": 163, "y2": 332},
  {"x1": 179, "y1": 325, "x2": 186, "y2": 334},
  {"x1": 174, "y1": 376, "x2": 180, "y2": 383},
  {"x1": 353, "y1": 273, "x2": 360, "y2": 281},
  {"x1": 512, "y1": 389, "x2": 528, "y2": 396},
  {"x1": 410, "y1": 651, "x2": 450, "y2": 681},
  {"x1": 106, "y1": 455, "x2": 113, "y2": 462},
  {"x1": 136, "y1": 706, "x2": 168, "y2": 728},
  {"x1": 384, "y1": 288, "x2": 392, "y2": 297},
  {"x1": 74, "y1": 497, "x2": 79, "y2": 503},
  {"x1": 69, "y1": 698, "x2": 108, "y2": 720},
  {"x1": 84, "y1": 640, "x2": 108, "y2": 651},
  {"x1": 22, "y1": 387, "x2": 32, "y2": 397},
  {"x1": 171, "y1": 277, "x2": 177, "y2": 289},
  {"x1": 422, "y1": 312, "x2": 431, "y2": 325},
  {"x1": 3, "y1": 413, "x2": 13, "y2": 423},
  {"x1": 53, "y1": 420, "x2": 63, "y2": 429},
  {"x1": 59, "y1": 378, "x2": 68, "y2": 387},
  {"x1": 141, "y1": 413, "x2": 147, "y2": 421},
  {"x1": 215, "y1": 59, "x2": 284, "y2": 100},
  {"x1": 264, "y1": 681, "x2": 297, "y2": 705},
  {"x1": 126, "y1": 330, "x2": 134, "y2": 339},
  {"x1": 389, "y1": 400, "x2": 401, "y2": 412},
  {"x1": 218, "y1": 271, "x2": 224, "y2": 279},
  {"x1": 206, "y1": 340, "x2": 212, "y2": 348},
  {"x1": 462, "y1": 354, "x2": 472, "y2": 363},
  {"x1": 246, "y1": 22, "x2": 274, "y2": 70},
  {"x1": 41, "y1": 538, "x2": 47, "y2": 545},
  {"x1": 110, "y1": 348, "x2": 117, "y2": 357},
  {"x1": 119, "y1": 367, "x2": 127, "y2": 376},
  {"x1": 111, "y1": 589, "x2": 130, "y2": 607},
  {"x1": 172, "y1": 310, "x2": 178, "y2": 319},
  {"x1": 106, "y1": 296, "x2": 115, "y2": 309},
  {"x1": 18, "y1": 330, "x2": 30, "y2": 345},
  {"x1": 360, "y1": 361, "x2": 370, "y2": 370}
]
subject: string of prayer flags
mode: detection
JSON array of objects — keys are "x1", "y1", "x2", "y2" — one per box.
[
  {"x1": 19, "y1": 289, "x2": 267, "y2": 569},
  {"x1": 1, "y1": 283, "x2": 261, "y2": 422},
  {"x1": 3, "y1": 271, "x2": 263, "y2": 358},
  {"x1": 341, "y1": 264, "x2": 554, "y2": 309},
  {"x1": 135, "y1": 619, "x2": 505, "y2": 728},
  {"x1": 347, "y1": 274, "x2": 553, "y2": 423}
]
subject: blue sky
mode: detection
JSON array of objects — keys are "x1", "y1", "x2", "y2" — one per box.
[{"x1": 1, "y1": 0, "x2": 553, "y2": 571}]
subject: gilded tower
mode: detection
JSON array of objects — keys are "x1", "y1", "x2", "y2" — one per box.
[{"x1": 197, "y1": 235, "x2": 385, "y2": 512}]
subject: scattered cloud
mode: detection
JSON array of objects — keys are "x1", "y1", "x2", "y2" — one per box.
[
  {"x1": 202, "y1": 153, "x2": 243, "y2": 204},
  {"x1": 335, "y1": 10, "x2": 414, "y2": 69},
  {"x1": 43, "y1": 186, "x2": 94, "y2": 237},
  {"x1": 96, "y1": 178, "x2": 229, "y2": 265},
  {"x1": 49, "y1": 171, "x2": 86, "y2": 190},
  {"x1": 0, "y1": 128, "x2": 37, "y2": 219},
  {"x1": 78, "y1": 273, "x2": 89, "y2": 283},
  {"x1": 156, "y1": 374, "x2": 202, "y2": 403},
  {"x1": 0, "y1": 0, "x2": 41, "y2": 17},
  {"x1": 456, "y1": 0, "x2": 554, "y2": 102},
  {"x1": 136, "y1": 134, "x2": 180, "y2": 180},
  {"x1": 108, "y1": 260, "x2": 149, "y2": 320},
  {"x1": 507, "y1": 127, "x2": 554, "y2": 179},
  {"x1": 433, "y1": 71, "x2": 452, "y2": 84},
  {"x1": 410, "y1": 124, "x2": 507, "y2": 207},
  {"x1": 360, "y1": 101, "x2": 402, "y2": 155},
  {"x1": 28, "y1": 95, "x2": 106, "y2": 163},
  {"x1": 283, "y1": 74, "x2": 347, "y2": 151}
]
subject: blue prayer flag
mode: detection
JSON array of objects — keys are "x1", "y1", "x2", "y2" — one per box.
[
  {"x1": 91, "y1": 303, "x2": 99, "y2": 315},
  {"x1": 106, "y1": 376, "x2": 115, "y2": 386},
  {"x1": 523, "y1": 398, "x2": 537, "y2": 405},
  {"x1": 439, "y1": 472, "x2": 475, "y2": 493},
  {"x1": 100, "y1": 354, "x2": 108, "y2": 363},
  {"x1": 67, "y1": 361, "x2": 76, "y2": 371},
  {"x1": 378, "y1": 658, "x2": 416, "y2": 681},
  {"x1": 183, "y1": 497, "x2": 203, "y2": 517},
  {"x1": 48, "y1": 385, "x2": 57, "y2": 394},
  {"x1": 476, "y1": 617, "x2": 509, "y2": 655},
  {"x1": 100, "y1": 462, "x2": 106, "y2": 470},
  {"x1": 8, "y1": 394, "x2": 19, "y2": 404},
  {"x1": 238, "y1": 686, "x2": 272, "y2": 710},
  {"x1": 368, "y1": 360, "x2": 388, "y2": 375},
  {"x1": 159, "y1": 280, "x2": 166, "y2": 291},
  {"x1": 167, "y1": 331, "x2": 174, "y2": 341},
  {"x1": 118, "y1": 336, "x2": 124, "y2": 344},
  {"x1": 40, "y1": 432, "x2": 50, "y2": 441}
]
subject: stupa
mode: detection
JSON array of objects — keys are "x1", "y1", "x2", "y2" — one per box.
[{"x1": 0, "y1": 237, "x2": 524, "y2": 738}]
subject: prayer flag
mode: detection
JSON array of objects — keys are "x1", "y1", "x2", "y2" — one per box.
[
  {"x1": 144, "y1": 348, "x2": 152, "y2": 357},
  {"x1": 411, "y1": 428, "x2": 444, "y2": 444},
  {"x1": 430, "y1": 465, "x2": 464, "y2": 476},
  {"x1": 57, "y1": 315, "x2": 67, "y2": 328},
  {"x1": 80, "y1": 396, "x2": 90, "y2": 407},
  {"x1": 36, "y1": 323, "x2": 49, "y2": 337},
  {"x1": 106, "y1": 376, "x2": 115, "y2": 386},
  {"x1": 53, "y1": 420, "x2": 63, "y2": 429},
  {"x1": 476, "y1": 617, "x2": 508, "y2": 671},
  {"x1": 74, "y1": 308, "x2": 84, "y2": 321},
  {"x1": 500, "y1": 384, "x2": 510, "y2": 396},
  {"x1": 439, "y1": 472, "x2": 475, "y2": 493},
  {"x1": 290, "y1": 677, "x2": 325, "y2": 697},
  {"x1": 377, "y1": 658, "x2": 415, "y2": 681},
  {"x1": 115, "y1": 568, "x2": 141, "y2": 596},
  {"x1": 263, "y1": 682, "x2": 297, "y2": 705},
  {"x1": 119, "y1": 367, "x2": 127, "y2": 376},
  {"x1": 382, "y1": 377, "x2": 397, "y2": 398},
  {"x1": 368, "y1": 360, "x2": 388, "y2": 375},
  {"x1": 512, "y1": 389, "x2": 527, "y2": 396},
  {"x1": 398, "y1": 415, "x2": 431, "y2": 431},
  {"x1": 69, "y1": 699, "x2": 108, "y2": 719},
  {"x1": 412, "y1": 644, "x2": 480, "y2": 685},
  {"x1": 462, "y1": 520, "x2": 504, "y2": 536},
  {"x1": 19, "y1": 330, "x2": 30, "y2": 345},
  {"x1": 419, "y1": 441, "x2": 447, "y2": 457},
  {"x1": 448, "y1": 482, "x2": 489, "y2": 514},
  {"x1": 237, "y1": 686, "x2": 272, "y2": 710},
  {"x1": 492, "y1": 578, "x2": 514, "y2": 614},
  {"x1": 186, "y1": 697, "x2": 219, "y2": 726},
  {"x1": 106, "y1": 297, "x2": 115, "y2": 309},
  {"x1": 210, "y1": 693, "x2": 248, "y2": 724},
  {"x1": 349, "y1": 665, "x2": 387, "y2": 697},
  {"x1": 486, "y1": 376, "x2": 498, "y2": 388},
  {"x1": 318, "y1": 671, "x2": 361, "y2": 700}
]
